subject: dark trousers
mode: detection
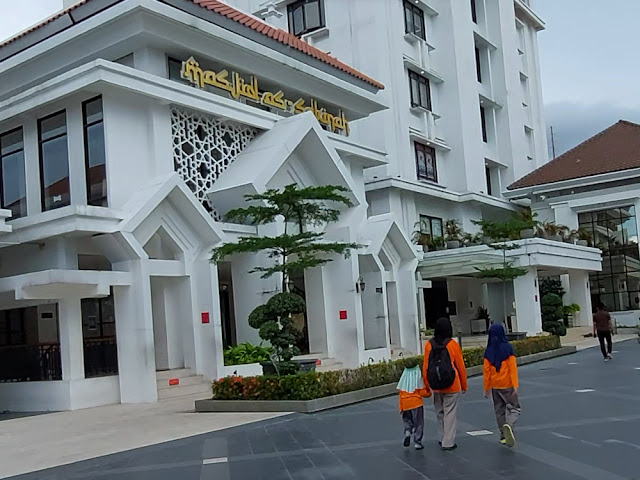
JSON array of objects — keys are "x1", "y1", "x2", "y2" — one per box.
[
  {"x1": 401, "y1": 406, "x2": 424, "y2": 443},
  {"x1": 597, "y1": 330, "x2": 612, "y2": 358}
]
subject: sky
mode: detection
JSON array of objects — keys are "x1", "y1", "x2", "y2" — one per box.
[{"x1": 0, "y1": 0, "x2": 637, "y2": 158}]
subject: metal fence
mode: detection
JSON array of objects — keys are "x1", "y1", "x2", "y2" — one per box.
[
  {"x1": 0, "y1": 344, "x2": 62, "y2": 382},
  {"x1": 83, "y1": 338, "x2": 119, "y2": 378}
]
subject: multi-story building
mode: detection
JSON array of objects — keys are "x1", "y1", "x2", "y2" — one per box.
[
  {"x1": 226, "y1": 1, "x2": 599, "y2": 336},
  {"x1": 0, "y1": 0, "x2": 423, "y2": 412}
]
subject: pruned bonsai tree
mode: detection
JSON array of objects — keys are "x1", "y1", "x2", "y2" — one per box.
[
  {"x1": 211, "y1": 184, "x2": 359, "y2": 375},
  {"x1": 473, "y1": 218, "x2": 528, "y2": 328}
]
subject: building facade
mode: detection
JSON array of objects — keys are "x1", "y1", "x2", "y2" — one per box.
[
  {"x1": 507, "y1": 120, "x2": 640, "y2": 328},
  {"x1": 0, "y1": 0, "x2": 422, "y2": 411},
  {"x1": 227, "y1": 0, "x2": 563, "y2": 334}
]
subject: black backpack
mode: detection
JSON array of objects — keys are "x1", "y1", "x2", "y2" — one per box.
[{"x1": 427, "y1": 339, "x2": 456, "y2": 390}]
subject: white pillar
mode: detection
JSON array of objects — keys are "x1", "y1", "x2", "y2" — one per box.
[
  {"x1": 304, "y1": 266, "x2": 329, "y2": 356},
  {"x1": 513, "y1": 267, "x2": 543, "y2": 335},
  {"x1": 568, "y1": 270, "x2": 593, "y2": 327},
  {"x1": 58, "y1": 297, "x2": 85, "y2": 381},
  {"x1": 113, "y1": 260, "x2": 157, "y2": 403},
  {"x1": 67, "y1": 103, "x2": 87, "y2": 206},
  {"x1": 397, "y1": 268, "x2": 421, "y2": 354}
]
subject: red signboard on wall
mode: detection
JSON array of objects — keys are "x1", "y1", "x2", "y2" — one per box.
[
  {"x1": 339, "y1": 310, "x2": 347, "y2": 320},
  {"x1": 201, "y1": 312, "x2": 210, "y2": 324}
]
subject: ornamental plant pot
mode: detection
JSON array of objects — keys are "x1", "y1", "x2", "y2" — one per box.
[
  {"x1": 446, "y1": 240, "x2": 461, "y2": 249},
  {"x1": 295, "y1": 359, "x2": 318, "y2": 372},
  {"x1": 520, "y1": 229, "x2": 535, "y2": 239},
  {"x1": 260, "y1": 361, "x2": 278, "y2": 376},
  {"x1": 577, "y1": 240, "x2": 589, "y2": 247},
  {"x1": 422, "y1": 244, "x2": 429, "y2": 252},
  {"x1": 550, "y1": 234, "x2": 563, "y2": 242}
]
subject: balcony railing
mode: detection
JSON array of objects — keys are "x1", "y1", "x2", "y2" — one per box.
[
  {"x1": 0, "y1": 344, "x2": 62, "y2": 382},
  {"x1": 84, "y1": 338, "x2": 118, "y2": 378}
]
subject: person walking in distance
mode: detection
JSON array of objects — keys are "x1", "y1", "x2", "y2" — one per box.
[
  {"x1": 483, "y1": 323, "x2": 521, "y2": 447},
  {"x1": 593, "y1": 302, "x2": 613, "y2": 361},
  {"x1": 397, "y1": 358, "x2": 431, "y2": 450},
  {"x1": 422, "y1": 317, "x2": 467, "y2": 451}
]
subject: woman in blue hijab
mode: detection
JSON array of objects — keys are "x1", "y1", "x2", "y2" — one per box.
[{"x1": 482, "y1": 323, "x2": 521, "y2": 447}]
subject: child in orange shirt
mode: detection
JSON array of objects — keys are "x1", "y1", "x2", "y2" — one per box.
[
  {"x1": 482, "y1": 323, "x2": 521, "y2": 447},
  {"x1": 398, "y1": 358, "x2": 431, "y2": 450}
]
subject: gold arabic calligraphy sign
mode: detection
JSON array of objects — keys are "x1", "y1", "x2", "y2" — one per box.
[{"x1": 180, "y1": 57, "x2": 350, "y2": 135}]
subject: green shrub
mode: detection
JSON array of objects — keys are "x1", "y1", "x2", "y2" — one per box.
[
  {"x1": 223, "y1": 343, "x2": 272, "y2": 366},
  {"x1": 211, "y1": 336, "x2": 561, "y2": 401}
]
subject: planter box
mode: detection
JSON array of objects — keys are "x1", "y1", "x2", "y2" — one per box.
[{"x1": 196, "y1": 347, "x2": 577, "y2": 414}]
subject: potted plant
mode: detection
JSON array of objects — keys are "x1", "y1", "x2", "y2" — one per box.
[
  {"x1": 575, "y1": 227, "x2": 593, "y2": 247},
  {"x1": 428, "y1": 235, "x2": 445, "y2": 251},
  {"x1": 444, "y1": 219, "x2": 463, "y2": 249},
  {"x1": 517, "y1": 208, "x2": 539, "y2": 239},
  {"x1": 538, "y1": 221, "x2": 567, "y2": 242},
  {"x1": 412, "y1": 221, "x2": 431, "y2": 252},
  {"x1": 562, "y1": 303, "x2": 580, "y2": 327}
]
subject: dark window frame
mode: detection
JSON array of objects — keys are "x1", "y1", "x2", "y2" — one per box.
[
  {"x1": 471, "y1": 0, "x2": 478, "y2": 23},
  {"x1": 38, "y1": 109, "x2": 70, "y2": 212},
  {"x1": 419, "y1": 214, "x2": 443, "y2": 240},
  {"x1": 580, "y1": 207, "x2": 640, "y2": 312},
  {"x1": 82, "y1": 96, "x2": 108, "y2": 207},
  {"x1": 409, "y1": 70, "x2": 432, "y2": 111},
  {"x1": 0, "y1": 126, "x2": 27, "y2": 219},
  {"x1": 485, "y1": 165, "x2": 492, "y2": 196},
  {"x1": 475, "y1": 47, "x2": 482, "y2": 82},
  {"x1": 415, "y1": 142, "x2": 437, "y2": 182},
  {"x1": 480, "y1": 105, "x2": 488, "y2": 143},
  {"x1": 287, "y1": 0, "x2": 325, "y2": 37},
  {"x1": 403, "y1": 0, "x2": 426, "y2": 40}
]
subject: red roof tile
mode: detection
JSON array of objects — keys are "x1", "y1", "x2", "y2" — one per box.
[
  {"x1": 0, "y1": 0, "x2": 384, "y2": 90},
  {"x1": 509, "y1": 120, "x2": 640, "y2": 190}
]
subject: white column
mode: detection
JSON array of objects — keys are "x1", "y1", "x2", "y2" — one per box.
[
  {"x1": 58, "y1": 297, "x2": 85, "y2": 381},
  {"x1": 304, "y1": 266, "x2": 329, "y2": 356},
  {"x1": 397, "y1": 268, "x2": 421, "y2": 354},
  {"x1": 568, "y1": 270, "x2": 593, "y2": 327},
  {"x1": 23, "y1": 119, "x2": 41, "y2": 216},
  {"x1": 552, "y1": 202, "x2": 578, "y2": 230},
  {"x1": 67, "y1": 103, "x2": 87, "y2": 206},
  {"x1": 113, "y1": 260, "x2": 157, "y2": 403},
  {"x1": 513, "y1": 267, "x2": 543, "y2": 335}
]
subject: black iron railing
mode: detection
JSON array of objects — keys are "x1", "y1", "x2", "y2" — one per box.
[
  {"x1": 0, "y1": 344, "x2": 62, "y2": 382},
  {"x1": 83, "y1": 338, "x2": 118, "y2": 378}
]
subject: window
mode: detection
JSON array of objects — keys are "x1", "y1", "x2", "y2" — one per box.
[
  {"x1": 0, "y1": 309, "x2": 25, "y2": 346},
  {"x1": 485, "y1": 166, "x2": 492, "y2": 196},
  {"x1": 580, "y1": 207, "x2": 640, "y2": 312},
  {"x1": 475, "y1": 47, "x2": 482, "y2": 82},
  {"x1": 38, "y1": 111, "x2": 70, "y2": 211},
  {"x1": 415, "y1": 142, "x2": 437, "y2": 182},
  {"x1": 480, "y1": 105, "x2": 488, "y2": 142},
  {"x1": 404, "y1": 0, "x2": 426, "y2": 40},
  {"x1": 287, "y1": 0, "x2": 324, "y2": 37},
  {"x1": 409, "y1": 71, "x2": 432, "y2": 111},
  {"x1": 419, "y1": 215, "x2": 443, "y2": 240},
  {"x1": 471, "y1": 0, "x2": 478, "y2": 23},
  {"x1": 0, "y1": 128, "x2": 27, "y2": 219},
  {"x1": 83, "y1": 97, "x2": 107, "y2": 207}
]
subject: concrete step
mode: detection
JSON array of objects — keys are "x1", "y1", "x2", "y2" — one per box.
[
  {"x1": 158, "y1": 382, "x2": 211, "y2": 400},
  {"x1": 157, "y1": 375, "x2": 205, "y2": 391},
  {"x1": 316, "y1": 361, "x2": 344, "y2": 372},
  {"x1": 156, "y1": 368, "x2": 194, "y2": 381}
]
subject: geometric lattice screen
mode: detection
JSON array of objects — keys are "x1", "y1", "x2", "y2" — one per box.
[{"x1": 171, "y1": 107, "x2": 257, "y2": 220}]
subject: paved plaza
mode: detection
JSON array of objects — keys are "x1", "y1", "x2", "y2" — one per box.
[{"x1": 8, "y1": 339, "x2": 640, "y2": 480}]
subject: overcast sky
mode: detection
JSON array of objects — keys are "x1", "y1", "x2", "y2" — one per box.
[{"x1": 0, "y1": 0, "x2": 636, "y2": 158}]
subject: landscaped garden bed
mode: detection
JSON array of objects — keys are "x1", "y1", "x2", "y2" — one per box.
[{"x1": 196, "y1": 335, "x2": 570, "y2": 413}]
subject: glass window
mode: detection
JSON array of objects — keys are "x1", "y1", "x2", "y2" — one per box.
[
  {"x1": 485, "y1": 166, "x2": 492, "y2": 196},
  {"x1": 409, "y1": 71, "x2": 432, "y2": 111},
  {"x1": 420, "y1": 215, "x2": 443, "y2": 239},
  {"x1": 404, "y1": 1, "x2": 426, "y2": 40},
  {"x1": 581, "y1": 206, "x2": 640, "y2": 311},
  {"x1": 0, "y1": 308, "x2": 25, "y2": 346},
  {"x1": 0, "y1": 128, "x2": 27, "y2": 219},
  {"x1": 415, "y1": 142, "x2": 437, "y2": 182},
  {"x1": 287, "y1": 0, "x2": 324, "y2": 37},
  {"x1": 475, "y1": 47, "x2": 482, "y2": 82},
  {"x1": 471, "y1": 0, "x2": 478, "y2": 23},
  {"x1": 38, "y1": 111, "x2": 70, "y2": 211},
  {"x1": 83, "y1": 97, "x2": 107, "y2": 207},
  {"x1": 480, "y1": 105, "x2": 488, "y2": 142}
]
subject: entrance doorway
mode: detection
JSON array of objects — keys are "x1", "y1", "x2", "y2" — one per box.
[
  {"x1": 289, "y1": 270, "x2": 309, "y2": 355},
  {"x1": 217, "y1": 262, "x2": 236, "y2": 349},
  {"x1": 423, "y1": 279, "x2": 449, "y2": 328}
]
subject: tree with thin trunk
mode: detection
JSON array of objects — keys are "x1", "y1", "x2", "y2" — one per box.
[
  {"x1": 473, "y1": 219, "x2": 528, "y2": 327},
  {"x1": 211, "y1": 184, "x2": 359, "y2": 374}
]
